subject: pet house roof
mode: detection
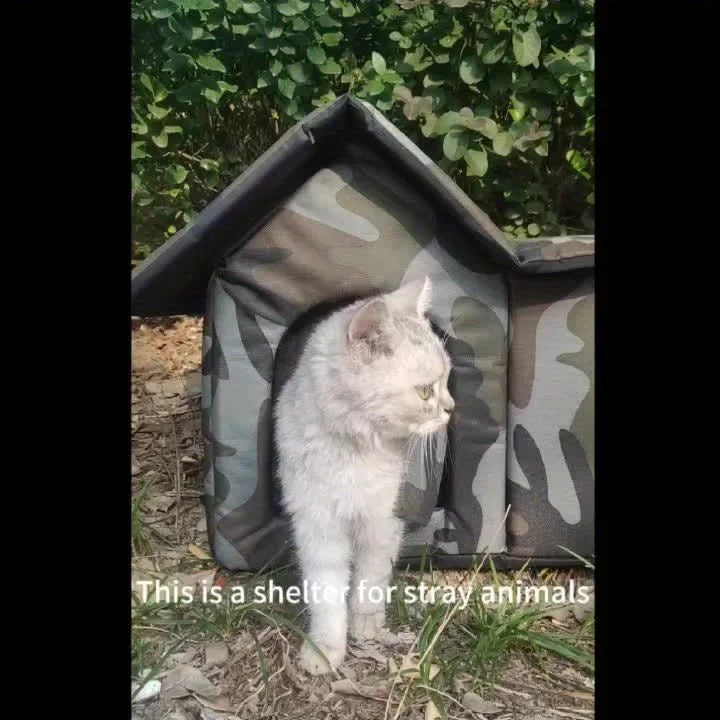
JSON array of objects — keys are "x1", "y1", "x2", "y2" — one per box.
[{"x1": 131, "y1": 94, "x2": 594, "y2": 317}]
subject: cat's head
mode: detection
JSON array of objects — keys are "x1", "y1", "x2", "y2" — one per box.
[{"x1": 342, "y1": 276, "x2": 455, "y2": 440}]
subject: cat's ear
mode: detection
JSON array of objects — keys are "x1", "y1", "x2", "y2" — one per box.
[
  {"x1": 347, "y1": 298, "x2": 390, "y2": 348},
  {"x1": 388, "y1": 276, "x2": 433, "y2": 317}
]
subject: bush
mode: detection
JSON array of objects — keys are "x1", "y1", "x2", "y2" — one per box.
[{"x1": 132, "y1": 0, "x2": 594, "y2": 264}]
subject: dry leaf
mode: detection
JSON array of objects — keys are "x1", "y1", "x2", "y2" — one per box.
[
  {"x1": 338, "y1": 665, "x2": 358, "y2": 682},
  {"x1": 425, "y1": 699, "x2": 442, "y2": 720},
  {"x1": 193, "y1": 693, "x2": 234, "y2": 712},
  {"x1": 144, "y1": 493, "x2": 177, "y2": 513},
  {"x1": 161, "y1": 665, "x2": 221, "y2": 700},
  {"x1": 131, "y1": 679, "x2": 161, "y2": 703},
  {"x1": 188, "y1": 544, "x2": 212, "y2": 560},
  {"x1": 428, "y1": 664, "x2": 440, "y2": 681},
  {"x1": 387, "y1": 657, "x2": 399, "y2": 675},
  {"x1": 347, "y1": 642, "x2": 388, "y2": 665},
  {"x1": 462, "y1": 692, "x2": 502, "y2": 714},
  {"x1": 330, "y1": 678, "x2": 389, "y2": 701},
  {"x1": 399, "y1": 654, "x2": 421, "y2": 679},
  {"x1": 378, "y1": 629, "x2": 416, "y2": 647}
]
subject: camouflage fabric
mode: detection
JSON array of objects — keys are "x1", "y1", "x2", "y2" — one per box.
[
  {"x1": 506, "y1": 273, "x2": 595, "y2": 559},
  {"x1": 194, "y1": 98, "x2": 594, "y2": 571},
  {"x1": 202, "y1": 146, "x2": 510, "y2": 570}
]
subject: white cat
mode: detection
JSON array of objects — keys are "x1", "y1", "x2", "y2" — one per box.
[{"x1": 274, "y1": 277, "x2": 454, "y2": 674}]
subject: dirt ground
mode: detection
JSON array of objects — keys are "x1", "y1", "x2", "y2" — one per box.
[{"x1": 131, "y1": 317, "x2": 595, "y2": 720}]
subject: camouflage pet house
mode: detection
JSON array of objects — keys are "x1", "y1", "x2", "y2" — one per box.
[{"x1": 132, "y1": 95, "x2": 594, "y2": 571}]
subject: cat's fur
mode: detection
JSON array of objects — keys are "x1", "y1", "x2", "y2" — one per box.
[{"x1": 274, "y1": 277, "x2": 454, "y2": 674}]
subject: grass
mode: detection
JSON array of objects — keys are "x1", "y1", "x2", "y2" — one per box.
[
  {"x1": 131, "y1": 475, "x2": 157, "y2": 556},
  {"x1": 131, "y1": 555, "x2": 594, "y2": 716},
  {"x1": 131, "y1": 328, "x2": 594, "y2": 717}
]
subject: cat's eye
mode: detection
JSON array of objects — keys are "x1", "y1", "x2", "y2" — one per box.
[{"x1": 416, "y1": 384, "x2": 433, "y2": 400}]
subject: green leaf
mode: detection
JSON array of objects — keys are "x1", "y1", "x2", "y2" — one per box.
[
  {"x1": 278, "y1": 76, "x2": 296, "y2": 98},
  {"x1": 131, "y1": 141, "x2": 149, "y2": 159},
  {"x1": 464, "y1": 116, "x2": 498, "y2": 139},
  {"x1": 164, "y1": 125, "x2": 183, "y2": 134},
  {"x1": 459, "y1": 56, "x2": 485, "y2": 85},
  {"x1": 151, "y1": 2, "x2": 175, "y2": 19},
  {"x1": 202, "y1": 86, "x2": 222, "y2": 103},
  {"x1": 365, "y1": 78, "x2": 385, "y2": 95},
  {"x1": 513, "y1": 25, "x2": 542, "y2": 67},
  {"x1": 265, "y1": 26, "x2": 283, "y2": 39},
  {"x1": 534, "y1": 141, "x2": 549, "y2": 156},
  {"x1": 257, "y1": 71, "x2": 273, "y2": 87},
  {"x1": 139, "y1": 73, "x2": 154, "y2": 95},
  {"x1": 196, "y1": 54, "x2": 227, "y2": 72},
  {"x1": 163, "y1": 51, "x2": 196, "y2": 71},
  {"x1": 217, "y1": 80, "x2": 238, "y2": 93},
  {"x1": 553, "y1": 1, "x2": 577, "y2": 24},
  {"x1": 317, "y1": 12, "x2": 341, "y2": 28},
  {"x1": 439, "y1": 35, "x2": 460, "y2": 48},
  {"x1": 241, "y1": 2, "x2": 262, "y2": 13},
  {"x1": 276, "y1": 2, "x2": 298, "y2": 15},
  {"x1": 371, "y1": 52, "x2": 387, "y2": 75},
  {"x1": 322, "y1": 32, "x2": 343, "y2": 46},
  {"x1": 131, "y1": 119, "x2": 149, "y2": 136},
  {"x1": 420, "y1": 113, "x2": 437, "y2": 138},
  {"x1": 443, "y1": 0, "x2": 469, "y2": 6},
  {"x1": 319, "y1": 59, "x2": 342, "y2": 75},
  {"x1": 231, "y1": 23, "x2": 250, "y2": 34},
  {"x1": 293, "y1": 17, "x2": 309, "y2": 30},
  {"x1": 528, "y1": 223, "x2": 541, "y2": 236},
  {"x1": 286, "y1": 62, "x2": 312, "y2": 83},
  {"x1": 464, "y1": 147, "x2": 488, "y2": 177},
  {"x1": 164, "y1": 164, "x2": 189, "y2": 185},
  {"x1": 573, "y1": 83, "x2": 591, "y2": 107},
  {"x1": 492, "y1": 132, "x2": 514, "y2": 156},
  {"x1": 187, "y1": 0, "x2": 218, "y2": 9},
  {"x1": 307, "y1": 46, "x2": 327, "y2": 65},
  {"x1": 168, "y1": 15, "x2": 193, "y2": 41},
  {"x1": 381, "y1": 70, "x2": 403, "y2": 84},
  {"x1": 482, "y1": 38, "x2": 507, "y2": 64},
  {"x1": 434, "y1": 111, "x2": 464, "y2": 134},
  {"x1": 152, "y1": 131, "x2": 169, "y2": 148},
  {"x1": 147, "y1": 104, "x2": 170, "y2": 120},
  {"x1": 443, "y1": 128, "x2": 469, "y2": 161}
]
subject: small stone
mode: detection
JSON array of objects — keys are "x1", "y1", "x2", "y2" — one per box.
[{"x1": 204, "y1": 642, "x2": 229, "y2": 668}]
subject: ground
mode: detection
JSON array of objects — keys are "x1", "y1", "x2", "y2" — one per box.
[{"x1": 131, "y1": 317, "x2": 595, "y2": 720}]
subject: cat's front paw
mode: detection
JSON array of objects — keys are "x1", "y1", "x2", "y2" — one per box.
[
  {"x1": 298, "y1": 640, "x2": 344, "y2": 675},
  {"x1": 349, "y1": 608, "x2": 386, "y2": 641}
]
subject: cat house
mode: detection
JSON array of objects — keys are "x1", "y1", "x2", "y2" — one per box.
[{"x1": 132, "y1": 94, "x2": 594, "y2": 571}]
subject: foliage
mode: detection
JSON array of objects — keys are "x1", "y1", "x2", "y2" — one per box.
[{"x1": 132, "y1": 0, "x2": 594, "y2": 264}]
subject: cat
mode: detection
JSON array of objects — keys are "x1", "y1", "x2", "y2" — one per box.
[{"x1": 273, "y1": 277, "x2": 454, "y2": 674}]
